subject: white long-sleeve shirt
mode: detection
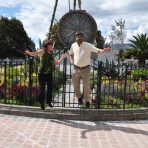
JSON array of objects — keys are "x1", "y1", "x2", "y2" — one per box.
[{"x1": 69, "y1": 41, "x2": 100, "y2": 67}]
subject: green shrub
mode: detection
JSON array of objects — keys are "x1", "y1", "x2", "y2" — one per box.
[{"x1": 131, "y1": 68, "x2": 148, "y2": 81}]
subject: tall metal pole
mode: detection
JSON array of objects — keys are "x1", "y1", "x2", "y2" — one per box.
[
  {"x1": 49, "y1": 0, "x2": 59, "y2": 37},
  {"x1": 68, "y1": 0, "x2": 71, "y2": 11}
]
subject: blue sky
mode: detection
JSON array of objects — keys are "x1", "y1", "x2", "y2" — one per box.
[
  {"x1": 0, "y1": 5, "x2": 20, "y2": 16},
  {"x1": 0, "y1": 0, "x2": 148, "y2": 48}
]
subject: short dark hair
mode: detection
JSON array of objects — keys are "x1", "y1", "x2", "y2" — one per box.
[
  {"x1": 43, "y1": 40, "x2": 53, "y2": 48},
  {"x1": 96, "y1": 30, "x2": 101, "y2": 36},
  {"x1": 75, "y1": 31, "x2": 84, "y2": 36}
]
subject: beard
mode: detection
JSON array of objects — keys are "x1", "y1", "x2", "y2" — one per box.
[{"x1": 76, "y1": 38, "x2": 83, "y2": 43}]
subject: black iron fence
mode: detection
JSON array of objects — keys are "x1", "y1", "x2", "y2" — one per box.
[{"x1": 0, "y1": 58, "x2": 148, "y2": 109}]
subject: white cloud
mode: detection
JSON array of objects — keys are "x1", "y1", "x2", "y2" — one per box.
[
  {"x1": 100, "y1": 0, "x2": 129, "y2": 10},
  {"x1": 0, "y1": 0, "x2": 148, "y2": 48},
  {"x1": 0, "y1": 0, "x2": 22, "y2": 7}
]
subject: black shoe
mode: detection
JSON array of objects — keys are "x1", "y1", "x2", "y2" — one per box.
[
  {"x1": 78, "y1": 94, "x2": 83, "y2": 105},
  {"x1": 86, "y1": 102, "x2": 90, "y2": 108},
  {"x1": 41, "y1": 103, "x2": 45, "y2": 110},
  {"x1": 48, "y1": 103, "x2": 53, "y2": 108},
  {"x1": 78, "y1": 98, "x2": 83, "y2": 105}
]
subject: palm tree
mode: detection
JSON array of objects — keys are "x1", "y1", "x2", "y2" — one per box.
[
  {"x1": 128, "y1": 33, "x2": 148, "y2": 65},
  {"x1": 124, "y1": 48, "x2": 137, "y2": 59}
]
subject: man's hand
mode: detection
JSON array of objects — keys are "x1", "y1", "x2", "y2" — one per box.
[
  {"x1": 70, "y1": 59, "x2": 74, "y2": 64},
  {"x1": 61, "y1": 52, "x2": 68, "y2": 60},
  {"x1": 104, "y1": 47, "x2": 112, "y2": 52},
  {"x1": 98, "y1": 47, "x2": 112, "y2": 53},
  {"x1": 69, "y1": 52, "x2": 74, "y2": 64}
]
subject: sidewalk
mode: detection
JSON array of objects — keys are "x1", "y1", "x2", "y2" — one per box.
[{"x1": 0, "y1": 114, "x2": 148, "y2": 148}]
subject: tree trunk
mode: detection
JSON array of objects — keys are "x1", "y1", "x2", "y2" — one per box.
[{"x1": 49, "y1": 0, "x2": 59, "y2": 38}]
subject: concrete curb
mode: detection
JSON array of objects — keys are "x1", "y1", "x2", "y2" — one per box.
[{"x1": 0, "y1": 104, "x2": 148, "y2": 121}]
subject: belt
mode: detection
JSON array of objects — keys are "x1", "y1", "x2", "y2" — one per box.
[{"x1": 74, "y1": 65, "x2": 90, "y2": 69}]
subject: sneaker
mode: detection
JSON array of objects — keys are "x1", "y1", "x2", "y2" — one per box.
[
  {"x1": 85, "y1": 102, "x2": 90, "y2": 108},
  {"x1": 48, "y1": 103, "x2": 53, "y2": 108},
  {"x1": 41, "y1": 103, "x2": 45, "y2": 110}
]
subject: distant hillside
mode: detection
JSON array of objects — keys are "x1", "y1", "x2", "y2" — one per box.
[
  {"x1": 110, "y1": 43, "x2": 131, "y2": 50},
  {"x1": 91, "y1": 43, "x2": 132, "y2": 63}
]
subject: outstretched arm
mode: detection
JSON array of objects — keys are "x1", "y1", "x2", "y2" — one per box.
[
  {"x1": 90, "y1": 43, "x2": 112, "y2": 54},
  {"x1": 55, "y1": 52, "x2": 68, "y2": 65},
  {"x1": 25, "y1": 49, "x2": 45, "y2": 57},
  {"x1": 98, "y1": 47, "x2": 112, "y2": 53}
]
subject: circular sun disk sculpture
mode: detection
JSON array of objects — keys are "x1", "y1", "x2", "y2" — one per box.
[{"x1": 58, "y1": 10, "x2": 97, "y2": 48}]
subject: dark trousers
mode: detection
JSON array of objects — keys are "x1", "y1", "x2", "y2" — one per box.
[{"x1": 38, "y1": 73, "x2": 52, "y2": 105}]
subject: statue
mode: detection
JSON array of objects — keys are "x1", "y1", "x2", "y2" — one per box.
[
  {"x1": 91, "y1": 30, "x2": 105, "y2": 59},
  {"x1": 96, "y1": 30, "x2": 105, "y2": 49},
  {"x1": 74, "y1": 0, "x2": 81, "y2": 10}
]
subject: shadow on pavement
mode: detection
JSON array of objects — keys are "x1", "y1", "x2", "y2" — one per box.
[{"x1": 50, "y1": 119, "x2": 148, "y2": 139}]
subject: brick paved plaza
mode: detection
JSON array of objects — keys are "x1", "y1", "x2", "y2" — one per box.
[{"x1": 0, "y1": 114, "x2": 148, "y2": 148}]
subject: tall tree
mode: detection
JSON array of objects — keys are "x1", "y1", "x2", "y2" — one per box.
[
  {"x1": 116, "y1": 49, "x2": 125, "y2": 62},
  {"x1": 0, "y1": 16, "x2": 35, "y2": 58},
  {"x1": 110, "y1": 19, "x2": 127, "y2": 46}
]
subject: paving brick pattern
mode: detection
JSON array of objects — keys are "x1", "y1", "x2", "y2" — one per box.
[{"x1": 0, "y1": 114, "x2": 148, "y2": 148}]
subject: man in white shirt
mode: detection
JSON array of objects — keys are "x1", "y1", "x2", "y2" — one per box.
[{"x1": 69, "y1": 31, "x2": 112, "y2": 108}]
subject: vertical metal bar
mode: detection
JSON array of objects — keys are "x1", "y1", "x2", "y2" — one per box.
[
  {"x1": 8, "y1": 59, "x2": 10, "y2": 103},
  {"x1": 62, "y1": 58, "x2": 67, "y2": 107},
  {"x1": 10, "y1": 58, "x2": 13, "y2": 104},
  {"x1": 35, "y1": 58, "x2": 38, "y2": 105},
  {"x1": 92, "y1": 59, "x2": 95, "y2": 104},
  {"x1": 24, "y1": 58, "x2": 27, "y2": 105},
  {"x1": 28, "y1": 57, "x2": 33, "y2": 105},
  {"x1": 4, "y1": 61, "x2": 7, "y2": 103},
  {"x1": 16, "y1": 59, "x2": 19, "y2": 104},
  {"x1": 96, "y1": 61, "x2": 102, "y2": 109},
  {"x1": 123, "y1": 64, "x2": 128, "y2": 109}
]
